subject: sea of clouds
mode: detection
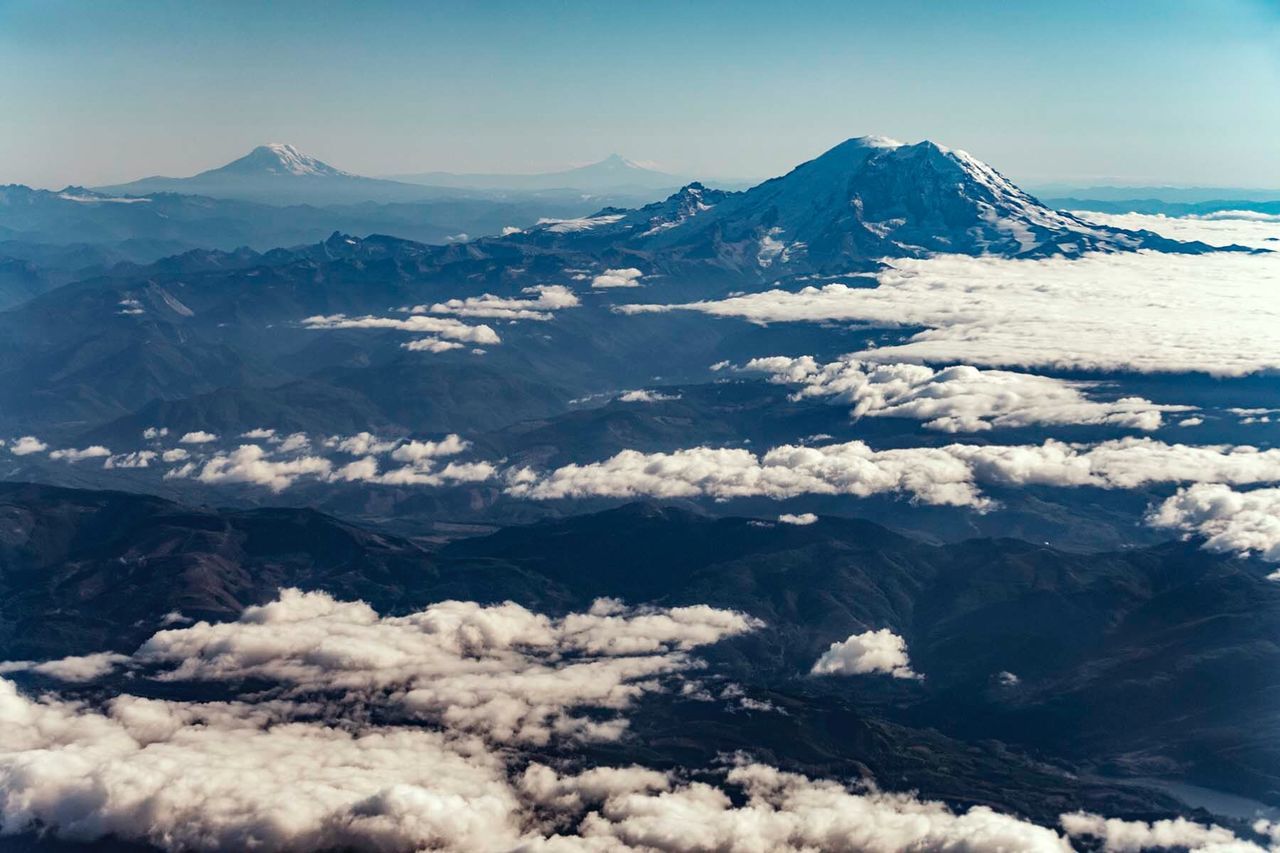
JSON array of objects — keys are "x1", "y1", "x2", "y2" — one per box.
[
  {"x1": 4, "y1": 589, "x2": 1274, "y2": 852},
  {"x1": 621, "y1": 214, "x2": 1280, "y2": 377}
]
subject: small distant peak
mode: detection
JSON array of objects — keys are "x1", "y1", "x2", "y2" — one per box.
[
  {"x1": 247, "y1": 143, "x2": 304, "y2": 160},
  {"x1": 595, "y1": 153, "x2": 647, "y2": 171},
  {"x1": 233, "y1": 143, "x2": 346, "y2": 177}
]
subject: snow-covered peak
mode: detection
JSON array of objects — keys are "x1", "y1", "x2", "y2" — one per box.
[
  {"x1": 789, "y1": 136, "x2": 908, "y2": 180},
  {"x1": 585, "y1": 154, "x2": 657, "y2": 173},
  {"x1": 847, "y1": 135, "x2": 905, "y2": 149},
  {"x1": 225, "y1": 144, "x2": 351, "y2": 178}
]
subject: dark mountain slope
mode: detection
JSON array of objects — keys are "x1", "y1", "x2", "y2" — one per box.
[{"x1": 0, "y1": 483, "x2": 444, "y2": 659}]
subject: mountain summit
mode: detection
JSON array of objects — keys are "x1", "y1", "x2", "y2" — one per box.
[
  {"x1": 511, "y1": 135, "x2": 1200, "y2": 276},
  {"x1": 95, "y1": 144, "x2": 444, "y2": 206},
  {"x1": 214, "y1": 143, "x2": 352, "y2": 178}
]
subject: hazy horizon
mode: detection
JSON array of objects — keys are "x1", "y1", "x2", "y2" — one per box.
[{"x1": 2, "y1": 0, "x2": 1279, "y2": 190}]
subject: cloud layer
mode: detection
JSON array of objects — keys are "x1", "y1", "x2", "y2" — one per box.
[
  {"x1": 507, "y1": 437, "x2": 1280, "y2": 510},
  {"x1": 739, "y1": 356, "x2": 1188, "y2": 432},
  {"x1": 1061, "y1": 811, "x2": 1272, "y2": 852},
  {"x1": 159, "y1": 431, "x2": 495, "y2": 493},
  {"x1": 131, "y1": 589, "x2": 761, "y2": 745},
  {"x1": 1080, "y1": 211, "x2": 1280, "y2": 250},
  {"x1": 3, "y1": 590, "x2": 1265, "y2": 852},
  {"x1": 624, "y1": 217, "x2": 1280, "y2": 376},
  {"x1": 0, "y1": 678, "x2": 1094, "y2": 853}
]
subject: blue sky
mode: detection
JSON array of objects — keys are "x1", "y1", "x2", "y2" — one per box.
[{"x1": 2, "y1": 0, "x2": 1277, "y2": 188}]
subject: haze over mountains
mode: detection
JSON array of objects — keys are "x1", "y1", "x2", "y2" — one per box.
[
  {"x1": 0, "y1": 136, "x2": 1228, "y2": 439},
  {"x1": 390, "y1": 152, "x2": 719, "y2": 193},
  {"x1": 95, "y1": 143, "x2": 741, "y2": 204},
  {"x1": 491, "y1": 135, "x2": 1214, "y2": 274},
  {"x1": 1033, "y1": 182, "x2": 1280, "y2": 203},
  {"x1": 97, "y1": 142, "x2": 494, "y2": 205},
  {"x1": 2, "y1": 133, "x2": 1280, "y2": 852}
]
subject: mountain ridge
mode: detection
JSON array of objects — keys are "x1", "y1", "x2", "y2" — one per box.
[{"x1": 489, "y1": 136, "x2": 1230, "y2": 278}]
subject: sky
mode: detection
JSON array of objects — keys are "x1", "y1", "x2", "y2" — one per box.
[{"x1": 1, "y1": 0, "x2": 1278, "y2": 189}]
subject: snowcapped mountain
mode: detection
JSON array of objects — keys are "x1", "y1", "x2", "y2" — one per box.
[
  {"x1": 214, "y1": 143, "x2": 354, "y2": 178},
  {"x1": 513, "y1": 136, "x2": 1199, "y2": 277},
  {"x1": 392, "y1": 153, "x2": 701, "y2": 194},
  {"x1": 96, "y1": 144, "x2": 452, "y2": 205}
]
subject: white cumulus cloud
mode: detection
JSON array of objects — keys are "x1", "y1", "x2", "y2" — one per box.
[
  {"x1": 617, "y1": 389, "x2": 682, "y2": 403},
  {"x1": 161, "y1": 433, "x2": 491, "y2": 493},
  {"x1": 7, "y1": 435, "x2": 47, "y2": 456},
  {"x1": 129, "y1": 589, "x2": 760, "y2": 745},
  {"x1": 171, "y1": 444, "x2": 333, "y2": 492},
  {"x1": 302, "y1": 313, "x2": 502, "y2": 345},
  {"x1": 592, "y1": 268, "x2": 645, "y2": 289},
  {"x1": 1147, "y1": 484, "x2": 1280, "y2": 563},
  {"x1": 740, "y1": 355, "x2": 1187, "y2": 432},
  {"x1": 48, "y1": 445, "x2": 111, "y2": 463},
  {"x1": 0, "y1": 652, "x2": 130, "y2": 682},
  {"x1": 412, "y1": 284, "x2": 580, "y2": 320},
  {"x1": 528, "y1": 761, "x2": 1071, "y2": 852},
  {"x1": 0, "y1": 590, "x2": 1239, "y2": 853},
  {"x1": 1061, "y1": 810, "x2": 1267, "y2": 852},
  {"x1": 104, "y1": 450, "x2": 157, "y2": 469},
  {"x1": 810, "y1": 629, "x2": 921, "y2": 679},
  {"x1": 0, "y1": 676, "x2": 1093, "y2": 853},
  {"x1": 506, "y1": 437, "x2": 1280, "y2": 510},
  {"x1": 403, "y1": 337, "x2": 465, "y2": 352}
]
